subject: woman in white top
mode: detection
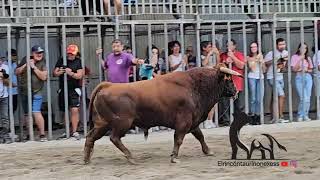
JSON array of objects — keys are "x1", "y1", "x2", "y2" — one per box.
[
  {"x1": 247, "y1": 42, "x2": 266, "y2": 122},
  {"x1": 168, "y1": 41, "x2": 188, "y2": 72}
]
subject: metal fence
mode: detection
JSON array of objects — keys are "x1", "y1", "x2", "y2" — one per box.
[
  {"x1": 1, "y1": 15, "x2": 320, "y2": 143},
  {"x1": 0, "y1": 0, "x2": 319, "y2": 18}
]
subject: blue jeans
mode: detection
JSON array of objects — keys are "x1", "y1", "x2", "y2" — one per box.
[
  {"x1": 249, "y1": 78, "x2": 264, "y2": 115},
  {"x1": 295, "y1": 73, "x2": 313, "y2": 118}
]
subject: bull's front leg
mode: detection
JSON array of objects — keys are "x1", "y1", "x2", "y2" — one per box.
[
  {"x1": 191, "y1": 127, "x2": 213, "y2": 156},
  {"x1": 170, "y1": 131, "x2": 186, "y2": 163}
]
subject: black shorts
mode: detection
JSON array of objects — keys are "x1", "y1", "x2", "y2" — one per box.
[{"x1": 58, "y1": 89, "x2": 80, "y2": 111}]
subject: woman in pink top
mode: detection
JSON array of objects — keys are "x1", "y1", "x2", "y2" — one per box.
[{"x1": 291, "y1": 43, "x2": 313, "y2": 121}]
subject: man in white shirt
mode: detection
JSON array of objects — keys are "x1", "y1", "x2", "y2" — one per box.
[
  {"x1": 264, "y1": 38, "x2": 289, "y2": 123},
  {"x1": 0, "y1": 58, "x2": 11, "y2": 143}
]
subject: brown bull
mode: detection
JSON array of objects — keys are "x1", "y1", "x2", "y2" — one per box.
[{"x1": 84, "y1": 64, "x2": 242, "y2": 164}]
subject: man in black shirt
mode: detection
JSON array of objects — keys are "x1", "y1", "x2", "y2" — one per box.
[{"x1": 53, "y1": 44, "x2": 84, "y2": 140}]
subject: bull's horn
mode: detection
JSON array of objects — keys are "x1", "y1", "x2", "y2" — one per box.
[{"x1": 219, "y1": 67, "x2": 243, "y2": 77}]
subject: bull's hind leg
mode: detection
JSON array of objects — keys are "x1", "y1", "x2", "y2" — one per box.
[
  {"x1": 170, "y1": 131, "x2": 186, "y2": 163},
  {"x1": 191, "y1": 127, "x2": 213, "y2": 156},
  {"x1": 110, "y1": 130, "x2": 136, "y2": 164},
  {"x1": 84, "y1": 124, "x2": 109, "y2": 164}
]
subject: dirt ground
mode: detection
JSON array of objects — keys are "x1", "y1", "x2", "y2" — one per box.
[{"x1": 1, "y1": 121, "x2": 320, "y2": 180}]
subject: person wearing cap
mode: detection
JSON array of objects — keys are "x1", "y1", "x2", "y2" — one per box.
[
  {"x1": 16, "y1": 45, "x2": 48, "y2": 142},
  {"x1": 0, "y1": 56, "x2": 11, "y2": 143},
  {"x1": 53, "y1": 44, "x2": 84, "y2": 140},
  {"x1": 96, "y1": 39, "x2": 145, "y2": 83}
]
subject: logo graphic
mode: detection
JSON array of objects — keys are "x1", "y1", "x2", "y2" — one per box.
[
  {"x1": 229, "y1": 111, "x2": 287, "y2": 160},
  {"x1": 116, "y1": 59, "x2": 123, "y2": 65}
]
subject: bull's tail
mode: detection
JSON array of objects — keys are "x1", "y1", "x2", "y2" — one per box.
[{"x1": 88, "y1": 82, "x2": 113, "y2": 130}]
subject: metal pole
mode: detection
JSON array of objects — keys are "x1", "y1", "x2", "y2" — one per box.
[
  {"x1": 100, "y1": 0, "x2": 105, "y2": 15},
  {"x1": 142, "y1": 0, "x2": 145, "y2": 14},
  {"x1": 9, "y1": 0, "x2": 13, "y2": 17},
  {"x1": 7, "y1": 25, "x2": 15, "y2": 142},
  {"x1": 243, "y1": 22, "x2": 249, "y2": 115},
  {"x1": 97, "y1": 24, "x2": 103, "y2": 83},
  {"x1": 196, "y1": 16, "x2": 201, "y2": 68},
  {"x1": 314, "y1": 20, "x2": 320, "y2": 120},
  {"x1": 300, "y1": 20, "x2": 305, "y2": 120},
  {"x1": 2, "y1": 0, "x2": 5, "y2": 17},
  {"x1": 164, "y1": 23, "x2": 169, "y2": 73},
  {"x1": 257, "y1": 21, "x2": 264, "y2": 124},
  {"x1": 44, "y1": 25, "x2": 53, "y2": 140},
  {"x1": 93, "y1": 0, "x2": 97, "y2": 15},
  {"x1": 222, "y1": 0, "x2": 225, "y2": 13},
  {"x1": 272, "y1": 16, "x2": 279, "y2": 123},
  {"x1": 115, "y1": 16, "x2": 119, "y2": 39},
  {"x1": 266, "y1": 0, "x2": 270, "y2": 13},
  {"x1": 33, "y1": 0, "x2": 36, "y2": 16},
  {"x1": 284, "y1": 0, "x2": 288, "y2": 13},
  {"x1": 286, "y1": 21, "x2": 293, "y2": 122},
  {"x1": 56, "y1": 0, "x2": 60, "y2": 16},
  {"x1": 80, "y1": 24, "x2": 87, "y2": 136},
  {"x1": 26, "y1": 18, "x2": 34, "y2": 141},
  {"x1": 62, "y1": 25, "x2": 70, "y2": 138},
  {"x1": 278, "y1": 0, "x2": 281, "y2": 12},
  {"x1": 180, "y1": 22, "x2": 185, "y2": 69},
  {"x1": 128, "y1": 0, "x2": 132, "y2": 14},
  {"x1": 85, "y1": 0, "x2": 90, "y2": 16},
  {"x1": 148, "y1": 23, "x2": 152, "y2": 62},
  {"x1": 212, "y1": 22, "x2": 219, "y2": 127},
  {"x1": 131, "y1": 24, "x2": 137, "y2": 82},
  {"x1": 290, "y1": 0, "x2": 293, "y2": 12},
  {"x1": 17, "y1": 0, "x2": 21, "y2": 18},
  {"x1": 227, "y1": 22, "x2": 234, "y2": 123}
]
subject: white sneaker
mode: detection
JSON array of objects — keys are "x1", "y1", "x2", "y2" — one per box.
[
  {"x1": 152, "y1": 126, "x2": 160, "y2": 131},
  {"x1": 297, "y1": 117, "x2": 303, "y2": 122},
  {"x1": 71, "y1": 132, "x2": 81, "y2": 140},
  {"x1": 304, "y1": 117, "x2": 312, "y2": 121},
  {"x1": 204, "y1": 120, "x2": 216, "y2": 129},
  {"x1": 278, "y1": 118, "x2": 290, "y2": 123}
]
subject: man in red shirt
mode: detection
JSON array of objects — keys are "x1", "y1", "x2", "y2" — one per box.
[{"x1": 218, "y1": 39, "x2": 246, "y2": 126}]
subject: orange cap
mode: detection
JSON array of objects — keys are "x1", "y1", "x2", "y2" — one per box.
[{"x1": 67, "y1": 44, "x2": 79, "y2": 55}]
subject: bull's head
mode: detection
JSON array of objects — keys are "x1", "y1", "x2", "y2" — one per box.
[{"x1": 215, "y1": 63, "x2": 243, "y2": 98}]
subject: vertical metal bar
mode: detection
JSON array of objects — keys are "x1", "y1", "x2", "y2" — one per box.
[
  {"x1": 201, "y1": 0, "x2": 205, "y2": 14},
  {"x1": 196, "y1": 15, "x2": 201, "y2": 68},
  {"x1": 222, "y1": 0, "x2": 225, "y2": 13},
  {"x1": 300, "y1": 20, "x2": 305, "y2": 120},
  {"x1": 17, "y1": 0, "x2": 21, "y2": 18},
  {"x1": 284, "y1": 0, "x2": 288, "y2": 13},
  {"x1": 115, "y1": 17, "x2": 120, "y2": 39},
  {"x1": 63, "y1": 0, "x2": 67, "y2": 16},
  {"x1": 7, "y1": 25, "x2": 15, "y2": 142},
  {"x1": 307, "y1": 0, "x2": 311, "y2": 12},
  {"x1": 302, "y1": 0, "x2": 306, "y2": 12},
  {"x1": 248, "y1": 0, "x2": 251, "y2": 14},
  {"x1": 257, "y1": 21, "x2": 264, "y2": 124},
  {"x1": 71, "y1": 0, "x2": 75, "y2": 15},
  {"x1": 314, "y1": 20, "x2": 320, "y2": 120},
  {"x1": 135, "y1": 0, "x2": 139, "y2": 14},
  {"x1": 26, "y1": 18, "x2": 34, "y2": 141},
  {"x1": 209, "y1": 0, "x2": 212, "y2": 14},
  {"x1": 243, "y1": 22, "x2": 249, "y2": 115},
  {"x1": 48, "y1": 0, "x2": 53, "y2": 17},
  {"x1": 180, "y1": 22, "x2": 185, "y2": 67},
  {"x1": 86, "y1": 0, "x2": 90, "y2": 16},
  {"x1": 286, "y1": 21, "x2": 293, "y2": 122},
  {"x1": 183, "y1": 0, "x2": 186, "y2": 14},
  {"x1": 278, "y1": 0, "x2": 281, "y2": 12},
  {"x1": 93, "y1": 0, "x2": 97, "y2": 15},
  {"x1": 9, "y1": 0, "x2": 13, "y2": 17},
  {"x1": 290, "y1": 0, "x2": 293, "y2": 12},
  {"x1": 215, "y1": 0, "x2": 218, "y2": 13},
  {"x1": 260, "y1": 0, "x2": 263, "y2": 13},
  {"x1": 163, "y1": 0, "x2": 166, "y2": 14},
  {"x1": 2, "y1": 0, "x2": 5, "y2": 17},
  {"x1": 149, "y1": 0, "x2": 153, "y2": 14},
  {"x1": 266, "y1": 0, "x2": 270, "y2": 13},
  {"x1": 97, "y1": 24, "x2": 103, "y2": 83},
  {"x1": 131, "y1": 24, "x2": 137, "y2": 81},
  {"x1": 41, "y1": 0, "x2": 45, "y2": 16},
  {"x1": 148, "y1": 24, "x2": 152, "y2": 62},
  {"x1": 212, "y1": 22, "x2": 219, "y2": 127},
  {"x1": 164, "y1": 23, "x2": 169, "y2": 73},
  {"x1": 314, "y1": 0, "x2": 317, "y2": 13},
  {"x1": 62, "y1": 25, "x2": 70, "y2": 138},
  {"x1": 56, "y1": 0, "x2": 60, "y2": 16},
  {"x1": 296, "y1": 0, "x2": 299, "y2": 12},
  {"x1": 227, "y1": 22, "x2": 234, "y2": 123},
  {"x1": 142, "y1": 0, "x2": 145, "y2": 14},
  {"x1": 169, "y1": 0, "x2": 172, "y2": 14},
  {"x1": 33, "y1": 0, "x2": 36, "y2": 16},
  {"x1": 129, "y1": 0, "x2": 132, "y2": 14},
  {"x1": 189, "y1": 0, "x2": 193, "y2": 14},
  {"x1": 78, "y1": 0, "x2": 82, "y2": 16},
  {"x1": 80, "y1": 24, "x2": 87, "y2": 136},
  {"x1": 121, "y1": 0, "x2": 125, "y2": 15},
  {"x1": 272, "y1": 17, "x2": 279, "y2": 122},
  {"x1": 228, "y1": 0, "x2": 232, "y2": 13},
  {"x1": 44, "y1": 25, "x2": 53, "y2": 140}
]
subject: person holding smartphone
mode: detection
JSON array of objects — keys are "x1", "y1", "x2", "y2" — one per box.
[
  {"x1": 16, "y1": 45, "x2": 48, "y2": 142},
  {"x1": 53, "y1": 44, "x2": 84, "y2": 140}
]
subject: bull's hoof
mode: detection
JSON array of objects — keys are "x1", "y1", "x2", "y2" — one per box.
[
  {"x1": 204, "y1": 151, "x2": 214, "y2": 156},
  {"x1": 127, "y1": 158, "x2": 137, "y2": 165},
  {"x1": 170, "y1": 157, "x2": 180, "y2": 163},
  {"x1": 84, "y1": 159, "x2": 91, "y2": 165}
]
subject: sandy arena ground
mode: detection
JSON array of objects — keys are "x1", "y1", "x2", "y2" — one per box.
[{"x1": 1, "y1": 121, "x2": 320, "y2": 180}]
